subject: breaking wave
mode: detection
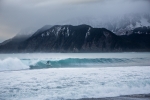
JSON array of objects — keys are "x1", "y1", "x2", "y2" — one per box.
[
  {"x1": 29, "y1": 58, "x2": 150, "y2": 69},
  {"x1": 0, "y1": 57, "x2": 150, "y2": 71},
  {"x1": 0, "y1": 58, "x2": 29, "y2": 71}
]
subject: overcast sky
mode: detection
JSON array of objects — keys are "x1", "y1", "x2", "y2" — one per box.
[{"x1": 0, "y1": 0, "x2": 150, "y2": 43}]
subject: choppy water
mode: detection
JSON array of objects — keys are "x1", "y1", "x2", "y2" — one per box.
[{"x1": 0, "y1": 53, "x2": 150, "y2": 100}]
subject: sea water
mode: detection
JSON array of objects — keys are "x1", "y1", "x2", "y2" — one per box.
[{"x1": 0, "y1": 53, "x2": 150, "y2": 100}]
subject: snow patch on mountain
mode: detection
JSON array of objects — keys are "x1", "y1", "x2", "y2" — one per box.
[
  {"x1": 61, "y1": 14, "x2": 150, "y2": 35},
  {"x1": 85, "y1": 27, "x2": 91, "y2": 38}
]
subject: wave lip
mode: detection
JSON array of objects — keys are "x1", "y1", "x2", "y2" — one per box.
[{"x1": 0, "y1": 57, "x2": 29, "y2": 71}]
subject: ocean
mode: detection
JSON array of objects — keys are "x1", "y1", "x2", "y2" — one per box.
[{"x1": 0, "y1": 53, "x2": 150, "y2": 100}]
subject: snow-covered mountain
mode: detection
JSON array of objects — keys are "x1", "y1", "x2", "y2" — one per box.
[
  {"x1": 1, "y1": 24, "x2": 150, "y2": 53},
  {"x1": 61, "y1": 13, "x2": 150, "y2": 35}
]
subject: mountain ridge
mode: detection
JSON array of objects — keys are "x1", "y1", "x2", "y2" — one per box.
[
  {"x1": 0, "y1": 24, "x2": 150, "y2": 53},
  {"x1": 61, "y1": 14, "x2": 150, "y2": 35}
]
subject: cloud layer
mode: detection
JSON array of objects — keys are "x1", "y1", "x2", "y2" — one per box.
[{"x1": 0, "y1": 0, "x2": 150, "y2": 42}]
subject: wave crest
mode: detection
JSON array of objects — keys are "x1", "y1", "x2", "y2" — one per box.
[{"x1": 0, "y1": 58, "x2": 29, "y2": 71}]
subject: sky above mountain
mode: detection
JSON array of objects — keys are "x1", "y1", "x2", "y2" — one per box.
[{"x1": 0, "y1": 0, "x2": 150, "y2": 43}]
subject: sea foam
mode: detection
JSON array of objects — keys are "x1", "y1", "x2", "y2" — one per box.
[{"x1": 0, "y1": 67, "x2": 150, "y2": 100}]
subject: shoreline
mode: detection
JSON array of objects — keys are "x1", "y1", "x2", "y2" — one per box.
[{"x1": 72, "y1": 94, "x2": 150, "y2": 100}]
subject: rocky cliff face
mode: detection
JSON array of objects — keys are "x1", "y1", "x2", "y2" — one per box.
[
  {"x1": 18, "y1": 25, "x2": 121, "y2": 52},
  {"x1": 0, "y1": 25, "x2": 150, "y2": 53}
]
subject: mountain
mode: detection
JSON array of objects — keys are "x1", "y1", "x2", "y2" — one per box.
[
  {"x1": 132, "y1": 26, "x2": 150, "y2": 34},
  {"x1": 61, "y1": 14, "x2": 150, "y2": 35},
  {"x1": 0, "y1": 27, "x2": 37, "y2": 53},
  {"x1": 17, "y1": 25, "x2": 150, "y2": 52},
  {"x1": 32, "y1": 25, "x2": 52, "y2": 36},
  {"x1": 0, "y1": 39, "x2": 12, "y2": 46},
  {"x1": 20, "y1": 24, "x2": 120, "y2": 52},
  {"x1": 0, "y1": 25, "x2": 150, "y2": 53},
  {"x1": 0, "y1": 25, "x2": 52, "y2": 53}
]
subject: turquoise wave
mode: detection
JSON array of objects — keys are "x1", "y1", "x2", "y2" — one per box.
[{"x1": 29, "y1": 58, "x2": 149, "y2": 69}]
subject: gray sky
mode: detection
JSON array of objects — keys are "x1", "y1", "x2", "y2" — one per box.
[{"x1": 0, "y1": 0, "x2": 150, "y2": 43}]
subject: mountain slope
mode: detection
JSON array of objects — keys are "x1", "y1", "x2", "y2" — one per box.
[
  {"x1": 0, "y1": 25, "x2": 52, "y2": 53},
  {"x1": 19, "y1": 25, "x2": 150, "y2": 52},
  {"x1": 0, "y1": 27, "x2": 37, "y2": 52},
  {"x1": 32, "y1": 25, "x2": 52, "y2": 36}
]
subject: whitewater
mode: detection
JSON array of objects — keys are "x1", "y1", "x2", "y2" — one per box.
[{"x1": 0, "y1": 53, "x2": 150, "y2": 100}]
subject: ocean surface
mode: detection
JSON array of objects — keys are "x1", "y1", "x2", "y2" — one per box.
[{"x1": 0, "y1": 53, "x2": 150, "y2": 100}]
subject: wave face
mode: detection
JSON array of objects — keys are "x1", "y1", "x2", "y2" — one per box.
[
  {"x1": 0, "y1": 58, "x2": 29, "y2": 71},
  {"x1": 29, "y1": 57, "x2": 150, "y2": 69}
]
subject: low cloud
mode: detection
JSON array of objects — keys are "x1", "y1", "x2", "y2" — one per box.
[{"x1": 0, "y1": 0, "x2": 150, "y2": 42}]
